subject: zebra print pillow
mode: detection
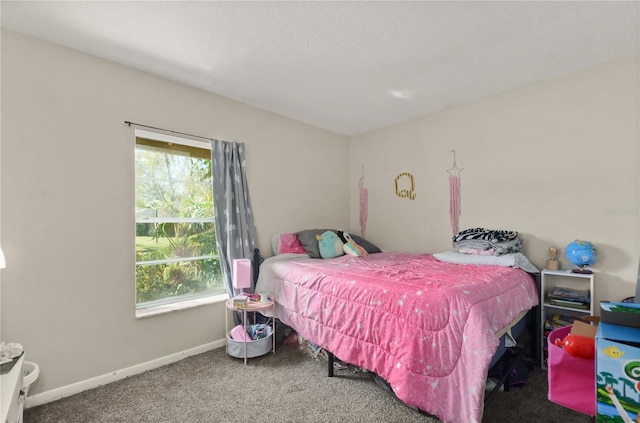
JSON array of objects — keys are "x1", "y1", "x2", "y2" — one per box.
[{"x1": 452, "y1": 228, "x2": 518, "y2": 243}]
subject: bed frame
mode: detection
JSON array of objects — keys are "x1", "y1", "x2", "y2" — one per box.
[{"x1": 326, "y1": 307, "x2": 535, "y2": 401}]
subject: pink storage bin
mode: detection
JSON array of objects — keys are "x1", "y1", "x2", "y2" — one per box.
[{"x1": 547, "y1": 325, "x2": 595, "y2": 416}]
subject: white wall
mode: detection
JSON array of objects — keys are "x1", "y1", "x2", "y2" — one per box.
[
  {"x1": 2, "y1": 28, "x2": 638, "y2": 403},
  {"x1": 350, "y1": 55, "x2": 639, "y2": 306},
  {"x1": 0, "y1": 30, "x2": 349, "y2": 397}
]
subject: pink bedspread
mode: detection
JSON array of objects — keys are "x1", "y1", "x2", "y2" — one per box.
[{"x1": 255, "y1": 252, "x2": 538, "y2": 423}]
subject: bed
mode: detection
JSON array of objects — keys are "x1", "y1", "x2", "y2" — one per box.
[{"x1": 255, "y1": 233, "x2": 539, "y2": 423}]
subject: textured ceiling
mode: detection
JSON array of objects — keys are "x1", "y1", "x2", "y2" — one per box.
[{"x1": 2, "y1": 1, "x2": 639, "y2": 136}]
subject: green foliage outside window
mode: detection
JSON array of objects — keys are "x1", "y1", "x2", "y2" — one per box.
[{"x1": 135, "y1": 137, "x2": 223, "y2": 306}]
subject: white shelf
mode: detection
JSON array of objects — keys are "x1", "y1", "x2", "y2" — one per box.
[
  {"x1": 540, "y1": 269, "x2": 595, "y2": 370},
  {"x1": 540, "y1": 269, "x2": 595, "y2": 278}
]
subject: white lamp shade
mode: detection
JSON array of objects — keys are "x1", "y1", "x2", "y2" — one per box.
[
  {"x1": 232, "y1": 258, "x2": 251, "y2": 290},
  {"x1": 0, "y1": 247, "x2": 5, "y2": 269}
]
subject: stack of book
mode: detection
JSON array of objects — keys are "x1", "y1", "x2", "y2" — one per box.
[
  {"x1": 548, "y1": 286, "x2": 590, "y2": 310},
  {"x1": 543, "y1": 313, "x2": 577, "y2": 338}
]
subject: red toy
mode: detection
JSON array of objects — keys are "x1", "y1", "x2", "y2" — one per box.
[{"x1": 555, "y1": 334, "x2": 595, "y2": 359}]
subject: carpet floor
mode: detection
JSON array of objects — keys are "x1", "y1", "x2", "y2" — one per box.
[{"x1": 24, "y1": 345, "x2": 592, "y2": 422}]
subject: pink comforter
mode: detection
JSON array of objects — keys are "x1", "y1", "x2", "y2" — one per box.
[{"x1": 256, "y1": 252, "x2": 538, "y2": 423}]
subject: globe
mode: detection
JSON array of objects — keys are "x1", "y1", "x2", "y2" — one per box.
[{"x1": 565, "y1": 240, "x2": 599, "y2": 273}]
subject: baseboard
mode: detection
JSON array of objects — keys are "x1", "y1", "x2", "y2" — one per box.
[{"x1": 25, "y1": 339, "x2": 226, "y2": 409}]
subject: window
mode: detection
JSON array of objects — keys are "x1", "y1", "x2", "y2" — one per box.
[{"x1": 135, "y1": 130, "x2": 224, "y2": 310}]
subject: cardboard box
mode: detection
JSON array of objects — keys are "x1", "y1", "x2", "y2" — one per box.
[
  {"x1": 571, "y1": 319, "x2": 598, "y2": 339},
  {"x1": 596, "y1": 322, "x2": 640, "y2": 422}
]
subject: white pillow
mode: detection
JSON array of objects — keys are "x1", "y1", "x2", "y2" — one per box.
[{"x1": 433, "y1": 251, "x2": 539, "y2": 273}]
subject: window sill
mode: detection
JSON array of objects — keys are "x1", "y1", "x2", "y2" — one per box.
[{"x1": 135, "y1": 293, "x2": 229, "y2": 319}]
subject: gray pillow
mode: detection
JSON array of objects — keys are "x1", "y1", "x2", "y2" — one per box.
[
  {"x1": 346, "y1": 233, "x2": 382, "y2": 254},
  {"x1": 296, "y1": 229, "x2": 332, "y2": 258},
  {"x1": 296, "y1": 229, "x2": 382, "y2": 258}
]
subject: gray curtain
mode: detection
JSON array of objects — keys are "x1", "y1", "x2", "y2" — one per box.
[{"x1": 211, "y1": 140, "x2": 259, "y2": 296}]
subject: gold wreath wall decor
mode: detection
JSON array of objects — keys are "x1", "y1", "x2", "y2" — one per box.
[{"x1": 395, "y1": 172, "x2": 416, "y2": 200}]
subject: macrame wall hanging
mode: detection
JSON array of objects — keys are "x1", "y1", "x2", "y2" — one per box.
[
  {"x1": 359, "y1": 165, "x2": 368, "y2": 238},
  {"x1": 447, "y1": 150, "x2": 463, "y2": 238}
]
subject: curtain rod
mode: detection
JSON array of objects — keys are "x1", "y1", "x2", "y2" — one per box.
[{"x1": 124, "y1": 121, "x2": 213, "y2": 142}]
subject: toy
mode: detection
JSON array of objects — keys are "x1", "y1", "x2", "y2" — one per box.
[
  {"x1": 342, "y1": 231, "x2": 369, "y2": 256},
  {"x1": 317, "y1": 231, "x2": 344, "y2": 259},
  {"x1": 596, "y1": 323, "x2": 640, "y2": 422},
  {"x1": 561, "y1": 334, "x2": 595, "y2": 359}
]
